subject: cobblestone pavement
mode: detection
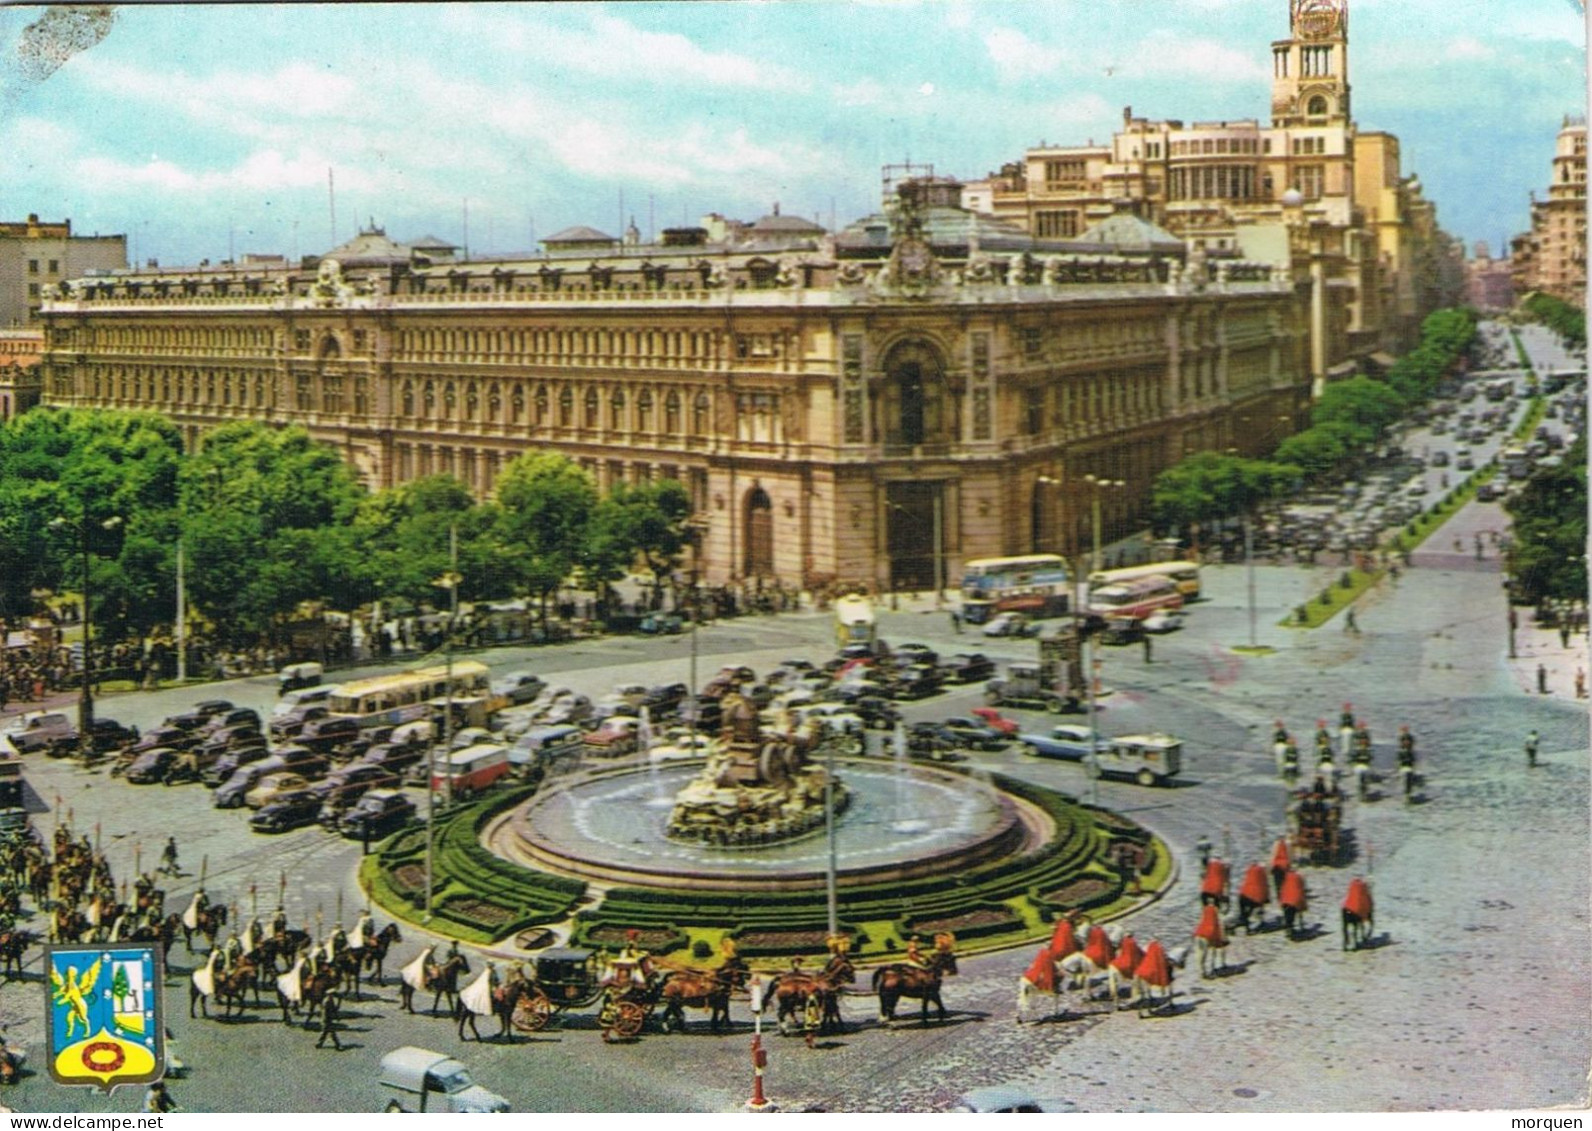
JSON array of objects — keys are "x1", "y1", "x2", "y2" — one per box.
[{"x1": 1, "y1": 512, "x2": 1586, "y2": 1112}]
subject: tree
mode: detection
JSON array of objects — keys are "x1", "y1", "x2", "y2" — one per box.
[
  {"x1": 494, "y1": 453, "x2": 598, "y2": 625},
  {"x1": 353, "y1": 476, "x2": 504, "y2": 609},
  {"x1": 590, "y1": 480, "x2": 694, "y2": 609},
  {"x1": 1311, "y1": 376, "x2": 1406, "y2": 440},
  {"x1": 1506, "y1": 437, "x2": 1588, "y2": 607},
  {"x1": 1152, "y1": 452, "x2": 1298, "y2": 533},
  {"x1": 111, "y1": 963, "x2": 131, "y2": 1013}
]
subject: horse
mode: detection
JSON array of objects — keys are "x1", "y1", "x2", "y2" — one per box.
[
  {"x1": 1016, "y1": 949, "x2": 1069, "y2": 1023},
  {"x1": 360, "y1": 923, "x2": 403, "y2": 985},
  {"x1": 211, "y1": 956, "x2": 260, "y2": 1018},
  {"x1": 456, "y1": 963, "x2": 500, "y2": 1042},
  {"x1": 658, "y1": 957, "x2": 749, "y2": 1033},
  {"x1": 0, "y1": 928, "x2": 37, "y2": 983},
  {"x1": 771, "y1": 955, "x2": 855, "y2": 1037},
  {"x1": 1341, "y1": 878, "x2": 1374, "y2": 951},
  {"x1": 399, "y1": 947, "x2": 469, "y2": 1015},
  {"x1": 275, "y1": 954, "x2": 307, "y2": 1024},
  {"x1": 180, "y1": 902, "x2": 227, "y2": 953},
  {"x1": 255, "y1": 928, "x2": 312, "y2": 975},
  {"x1": 873, "y1": 947, "x2": 958, "y2": 1026},
  {"x1": 189, "y1": 951, "x2": 220, "y2": 1018},
  {"x1": 1129, "y1": 942, "x2": 1188, "y2": 1016},
  {"x1": 1192, "y1": 906, "x2": 1228, "y2": 977},
  {"x1": 49, "y1": 905, "x2": 88, "y2": 945},
  {"x1": 329, "y1": 944, "x2": 365, "y2": 999}
]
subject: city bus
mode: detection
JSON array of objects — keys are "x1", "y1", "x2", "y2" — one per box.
[
  {"x1": 1088, "y1": 560, "x2": 1202, "y2": 601},
  {"x1": 1086, "y1": 575, "x2": 1184, "y2": 622},
  {"x1": 326, "y1": 661, "x2": 493, "y2": 730},
  {"x1": 960, "y1": 555, "x2": 1072, "y2": 625}
]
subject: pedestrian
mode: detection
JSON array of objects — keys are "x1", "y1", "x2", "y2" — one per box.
[
  {"x1": 1525, "y1": 729, "x2": 1540, "y2": 768},
  {"x1": 1537, "y1": 663, "x2": 1548, "y2": 695},
  {"x1": 1560, "y1": 624, "x2": 1571, "y2": 649},
  {"x1": 160, "y1": 836, "x2": 179, "y2": 877},
  {"x1": 1142, "y1": 633, "x2": 1153, "y2": 664},
  {"x1": 949, "y1": 610, "x2": 962, "y2": 635},
  {"x1": 1343, "y1": 608, "x2": 1358, "y2": 635},
  {"x1": 1474, "y1": 535, "x2": 1484, "y2": 561},
  {"x1": 145, "y1": 1082, "x2": 177, "y2": 1113},
  {"x1": 316, "y1": 990, "x2": 344, "y2": 1049},
  {"x1": 1577, "y1": 668, "x2": 1586, "y2": 700}
]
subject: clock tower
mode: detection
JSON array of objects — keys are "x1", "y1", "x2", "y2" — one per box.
[{"x1": 1270, "y1": 0, "x2": 1350, "y2": 128}]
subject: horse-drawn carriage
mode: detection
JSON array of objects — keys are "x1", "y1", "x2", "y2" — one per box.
[
  {"x1": 1288, "y1": 787, "x2": 1343, "y2": 865},
  {"x1": 503, "y1": 947, "x2": 645, "y2": 1038}
]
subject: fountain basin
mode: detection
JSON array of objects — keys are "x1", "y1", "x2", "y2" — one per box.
[{"x1": 493, "y1": 759, "x2": 1040, "y2": 893}]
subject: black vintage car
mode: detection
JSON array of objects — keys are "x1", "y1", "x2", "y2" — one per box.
[
  {"x1": 940, "y1": 652, "x2": 997, "y2": 684},
  {"x1": 249, "y1": 791, "x2": 322, "y2": 834}
]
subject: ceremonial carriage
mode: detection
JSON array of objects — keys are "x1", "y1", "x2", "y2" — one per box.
[
  {"x1": 1288, "y1": 786, "x2": 1343, "y2": 865},
  {"x1": 505, "y1": 947, "x2": 655, "y2": 1041}
]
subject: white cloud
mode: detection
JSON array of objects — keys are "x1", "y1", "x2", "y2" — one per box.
[
  {"x1": 1445, "y1": 36, "x2": 1496, "y2": 60},
  {"x1": 1117, "y1": 33, "x2": 1269, "y2": 82},
  {"x1": 983, "y1": 26, "x2": 1068, "y2": 82}
]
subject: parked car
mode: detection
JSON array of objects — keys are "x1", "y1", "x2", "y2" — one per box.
[
  {"x1": 192, "y1": 725, "x2": 265, "y2": 762},
  {"x1": 310, "y1": 763, "x2": 401, "y2": 806},
  {"x1": 646, "y1": 732, "x2": 716, "y2": 761},
  {"x1": 204, "y1": 743, "x2": 275, "y2": 787},
  {"x1": 66, "y1": 718, "x2": 141, "y2": 758},
  {"x1": 940, "y1": 652, "x2": 997, "y2": 684},
  {"x1": 894, "y1": 643, "x2": 940, "y2": 667},
  {"x1": 1099, "y1": 617, "x2": 1145, "y2": 645},
  {"x1": 297, "y1": 717, "x2": 362, "y2": 755},
  {"x1": 201, "y1": 708, "x2": 262, "y2": 736},
  {"x1": 338, "y1": 789, "x2": 417, "y2": 839},
  {"x1": 270, "y1": 704, "x2": 329, "y2": 741},
  {"x1": 129, "y1": 725, "x2": 200, "y2": 756},
  {"x1": 273, "y1": 686, "x2": 334, "y2": 719},
  {"x1": 888, "y1": 663, "x2": 943, "y2": 700},
  {"x1": 359, "y1": 742, "x2": 429, "y2": 777},
  {"x1": 125, "y1": 747, "x2": 182, "y2": 784},
  {"x1": 1018, "y1": 723, "x2": 1104, "y2": 761},
  {"x1": 249, "y1": 792, "x2": 322, "y2": 834},
  {"x1": 508, "y1": 725, "x2": 586, "y2": 771},
  {"x1": 582, "y1": 716, "x2": 642, "y2": 757},
  {"x1": 276, "y1": 661, "x2": 324, "y2": 695},
  {"x1": 937, "y1": 716, "x2": 1012, "y2": 750},
  {"x1": 850, "y1": 696, "x2": 901, "y2": 731},
  {"x1": 246, "y1": 771, "x2": 312, "y2": 810},
  {"x1": 490, "y1": 672, "x2": 546, "y2": 707},
  {"x1": 904, "y1": 722, "x2": 968, "y2": 760},
  {"x1": 642, "y1": 683, "x2": 690, "y2": 716},
  {"x1": 214, "y1": 761, "x2": 284, "y2": 809}
]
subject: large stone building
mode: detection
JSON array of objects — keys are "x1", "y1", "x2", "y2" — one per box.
[
  {"x1": 0, "y1": 215, "x2": 126, "y2": 328},
  {"x1": 0, "y1": 329, "x2": 43, "y2": 421},
  {"x1": 39, "y1": 177, "x2": 1309, "y2": 591},
  {"x1": 961, "y1": 0, "x2": 1462, "y2": 387},
  {"x1": 1511, "y1": 116, "x2": 1587, "y2": 308},
  {"x1": 1465, "y1": 242, "x2": 1515, "y2": 314}
]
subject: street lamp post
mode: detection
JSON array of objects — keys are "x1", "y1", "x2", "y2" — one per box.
[
  {"x1": 424, "y1": 525, "x2": 462, "y2": 922},
  {"x1": 50, "y1": 510, "x2": 120, "y2": 760},
  {"x1": 1083, "y1": 475, "x2": 1125, "y2": 575}
]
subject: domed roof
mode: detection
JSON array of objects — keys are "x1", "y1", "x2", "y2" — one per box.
[
  {"x1": 322, "y1": 225, "x2": 412, "y2": 268},
  {"x1": 749, "y1": 207, "x2": 825, "y2": 235}
]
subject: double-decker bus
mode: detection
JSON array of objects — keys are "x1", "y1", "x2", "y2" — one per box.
[
  {"x1": 325, "y1": 661, "x2": 493, "y2": 730},
  {"x1": 1088, "y1": 560, "x2": 1202, "y2": 601},
  {"x1": 960, "y1": 555, "x2": 1072, "y2": 625}
]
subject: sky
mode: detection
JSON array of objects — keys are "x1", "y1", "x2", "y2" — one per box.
[{"x1": 0, "y1": 0, "x2": 1584, "y2": 268}]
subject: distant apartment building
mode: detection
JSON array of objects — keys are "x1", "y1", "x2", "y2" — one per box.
[
  {"x1": 1511, "y1": 117, "x2": 1587, "y2": 308},
  {"x1": 0, "y1": 328, "x2": 43, "y2": 420},
  {"x1": 0, "y1": 215, "x2": 127, "y2": 328},
  {"x1": 961, "y1": 0, "x2": 1464, "y2": 392},
  {"x1": 1464, "y1": 242, "x2": 1515, "y2": 313}
]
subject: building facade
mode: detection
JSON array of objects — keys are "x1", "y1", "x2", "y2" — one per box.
[
  {"x1": 40, "y1": 184, "x2": 1309, "y2": 591},
  {"x1": 0, "y1": 215, "x2": 126, "y2": 329},
  {"x1": 1510, "y1": 117, "x2": 1587, "y2": 308},
  {"x1": 961, "y1": 0, "x2": 1462, "y2": 387},
  {"x1": 1464, "y1": 242, "x2": 1515, "y2": 314},
  {"x1": 0, "y1": 329, "x2": 43, "y2": 421}
]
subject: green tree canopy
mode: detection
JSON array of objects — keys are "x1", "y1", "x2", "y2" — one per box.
[
  {"x1": 590, "y1": 480, "x2": 693, "y2": 603},
  {"x1": 493, "y1": 453, "x2": 598, "y2": 619},
  {"x1": 1506, "y1": 437, "x2": 1588, "y2": 606},
  {"x1": 1152, "y1": 452, "x2": 1298, "y2": 531}
]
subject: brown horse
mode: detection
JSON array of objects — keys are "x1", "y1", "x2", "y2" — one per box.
[
  {"x1": 772, "y1": 955, "x2": 855, "y2": 1037},
  {"x1": 49, "y1": 905, "x2": 88, "y2": 945},
  {"x1": 659, "y1": 956, "x2": 750, "y2": 1033},
  {"x1": 0, "y1": 928, "x2": 37, "y2": 983},
  {"x1": 359, "y1": 923, "x2": 403, "y2": 985},
  {"x1": 255, "y1": 928, "x2": 312, "y2": 975},
  {"x1": 872, "y1": 948, "x2": 958, "y2": 1026},
  {"x1": 181, "y1": 904, "x2": 228, "y2": 953},
  {"x1": 399, "y1": 950, "x2": 470, "y2": 1015}
]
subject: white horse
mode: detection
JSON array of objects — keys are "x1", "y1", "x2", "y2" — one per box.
[
  {"x1": 1016, "y1": 957, "x2": 1078, "y2": 1023},
  {"x1": 1129, "y1": 944, "x2": 1188, "y2": 1015}
]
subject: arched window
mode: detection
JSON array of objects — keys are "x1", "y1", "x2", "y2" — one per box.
[
  {"x1": 423, "y1": 380, "x2": 436, "y2": 416},
  {"x1": 401, "y1": 380, "x2": 415, "y2": 416},
  {"x1": 465, "y1": 381, "x2": 479, "y2": 419},
  {"x1": 881, "y1": 339, "x2": 949, "y2": 449},
  {"x1": 744, "y1": 486, "x2": 774, "y2": 578},
  {"x1": 584, "y1": 387, "x2": 600, "y2": 428},
  {"x1": 693, "y1": 392, "x2": 712, "y2": 434},
  {"x1": 511, "y1": 383, "x2": 525, "y2": 423},
  {"x1": 636, "y1": 389, "x2": 654, "y2": 431},
  {"x1": 558, "y1": 386, "x2": 573, "y2": 427},
  {"x1": 533, "y1": 385, "x2": 549, "y2": 424},
  {"x1": 487, "y1": 382, "x2": 502, "y2": 421},
  {"x1": 610, "y1": 388, "x2": 627, "y2": 430},
  {"x1": 1307, "y1": 95, "x2": 1328, "y2": 117},
  {"x1": 664, "y1": 390, "x2": 682, "y2": 433}
]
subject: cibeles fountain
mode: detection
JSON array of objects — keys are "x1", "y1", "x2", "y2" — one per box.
[
  {"x1": 491, "y1": 696, "x2": 1031, "y2": 894},
  {"x1": 664, "y1": 692, "x2": 850, "y2": 846}
]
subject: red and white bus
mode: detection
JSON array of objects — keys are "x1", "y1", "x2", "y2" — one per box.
[{"x1": 1086, "y1": 575, "x2": 1184, "y2": 622}]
